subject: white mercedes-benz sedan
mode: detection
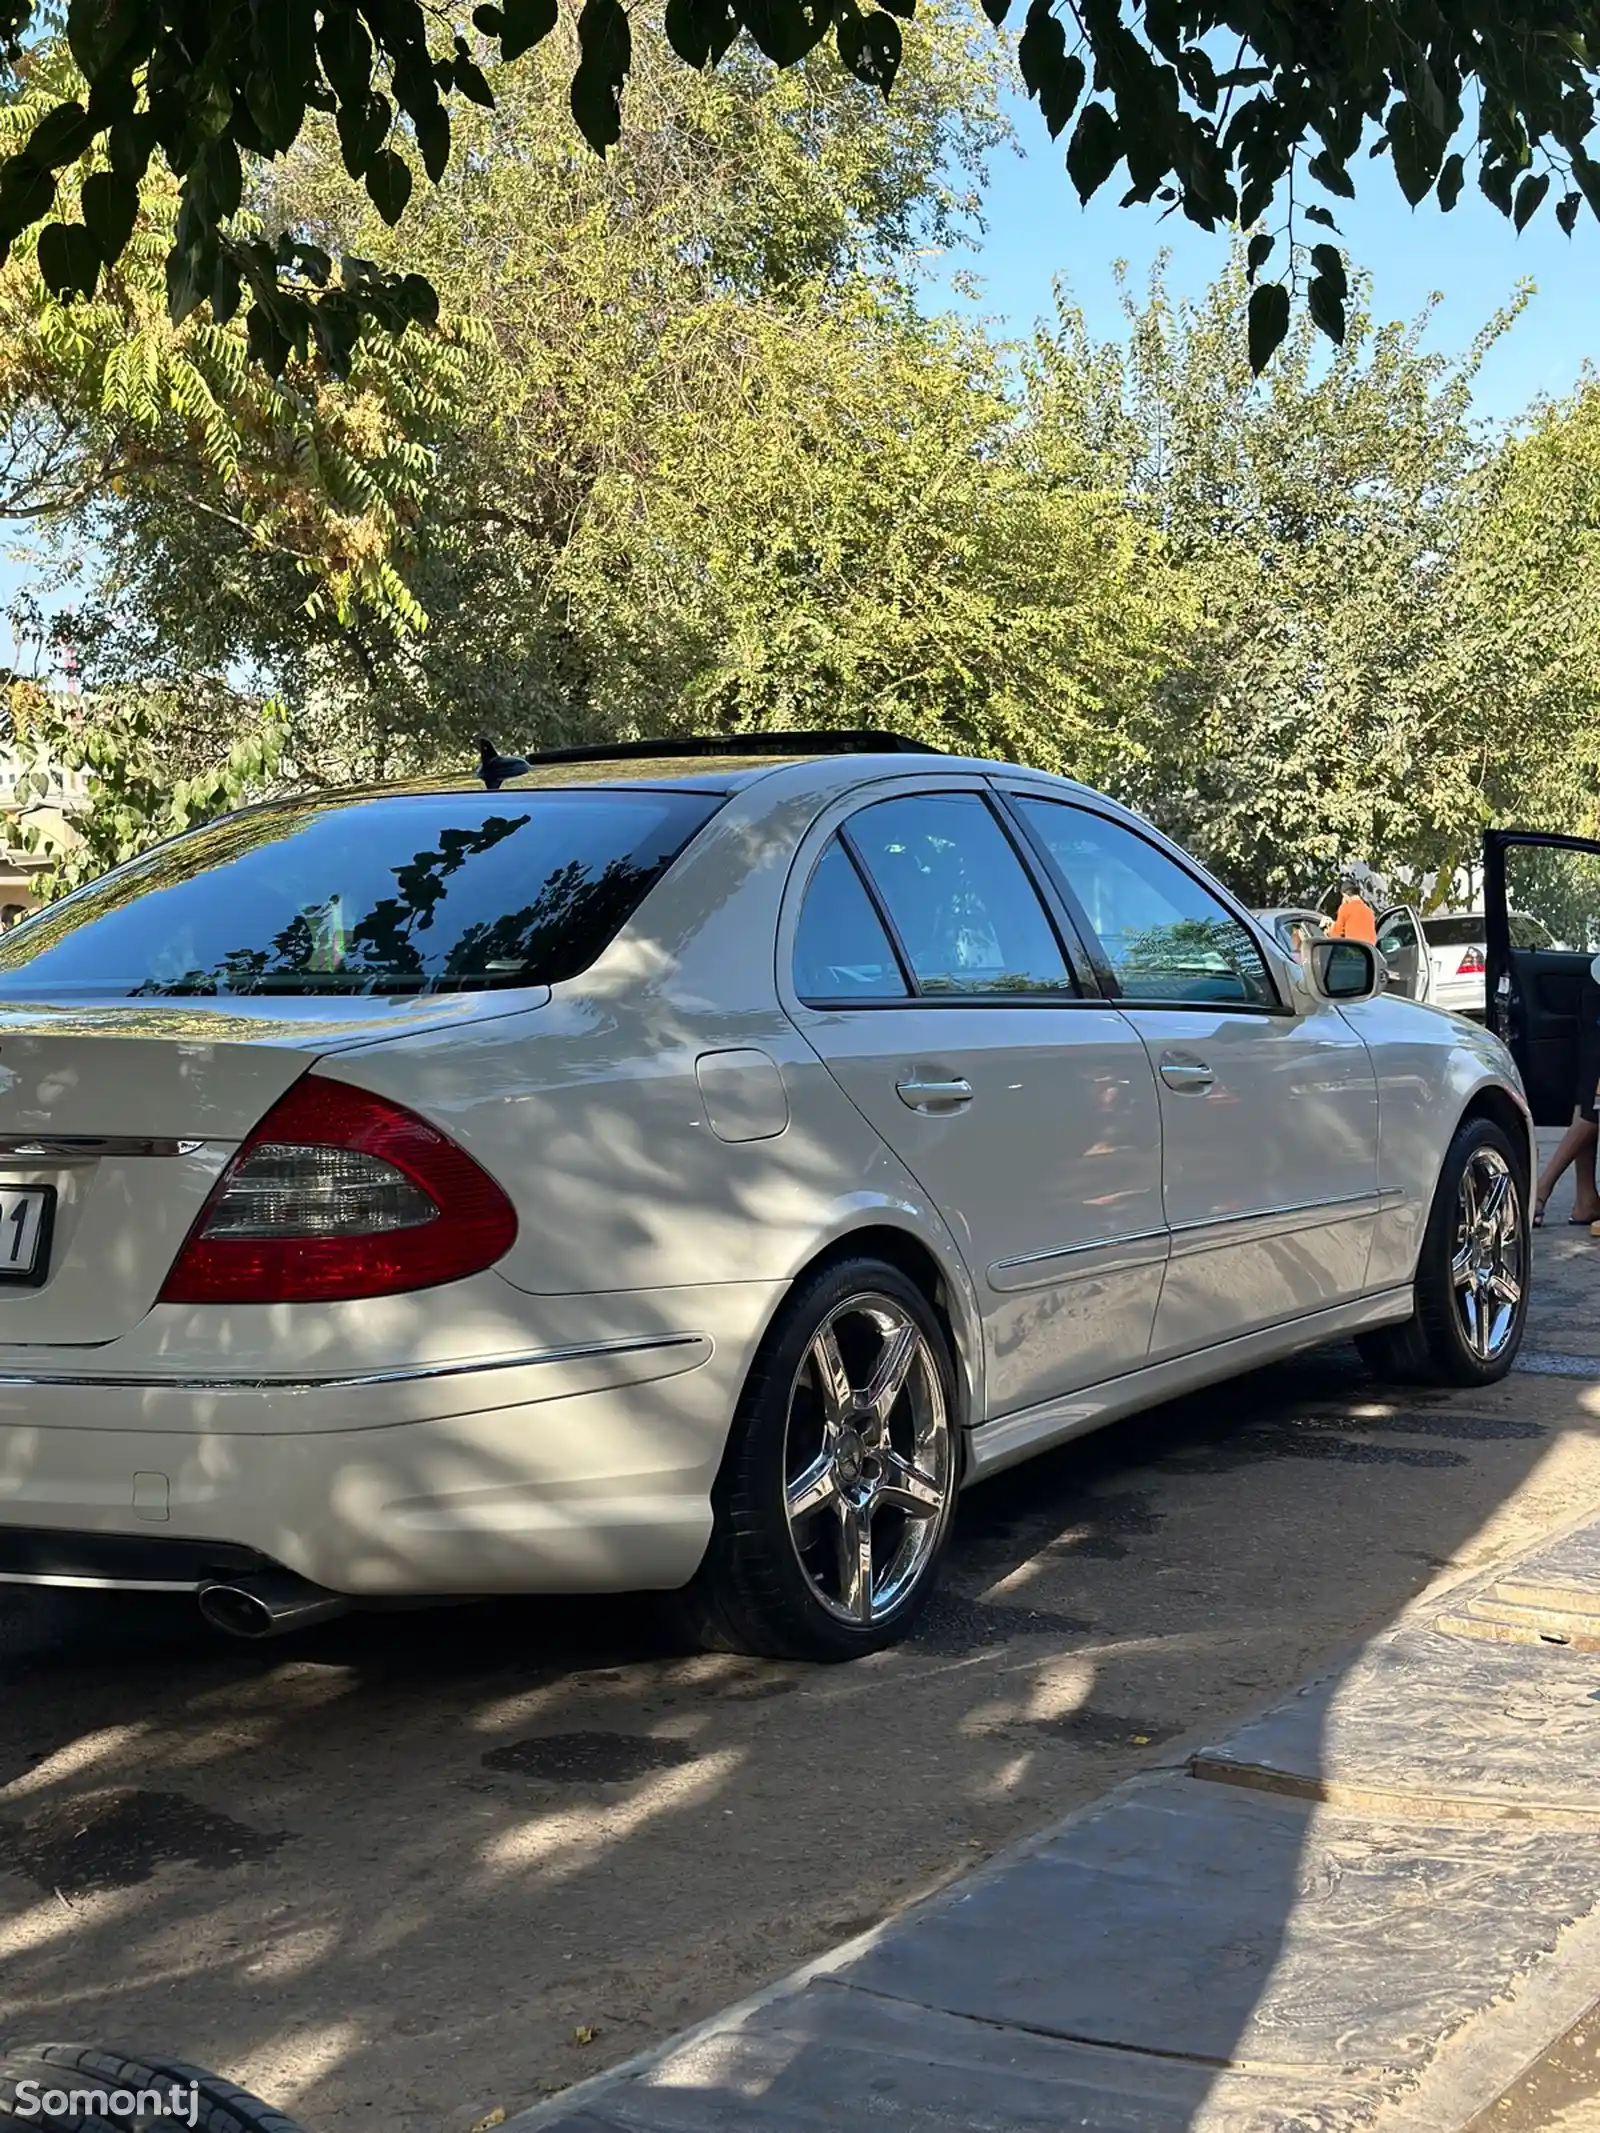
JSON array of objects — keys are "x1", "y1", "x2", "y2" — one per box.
[{"x1": 0, "y1": 734, "x2": 1533, "y2": 1659}]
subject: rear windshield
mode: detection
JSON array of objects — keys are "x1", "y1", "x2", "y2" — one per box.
[
  {"x1": 0, "y1": 788, "x2": 721, "y2": 998},
  {"x1": 1422, "y1": 914, "x2": 1486, "y2": 947}
]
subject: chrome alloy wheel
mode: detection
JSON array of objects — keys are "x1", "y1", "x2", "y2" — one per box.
[
  {"x1": 1452, "y1": 1145, "x2": 1526, "y2": 1363},
  {"x1": 781, "y1": 1292, "x2": 954, "y2": 1626}
]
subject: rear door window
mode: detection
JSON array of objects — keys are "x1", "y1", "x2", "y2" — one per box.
[
  {"x1": 844, "y1": 793, "x2": 1076, "y2": 997},
  {"x1": 0, "y1": 788, "x2": 721, "y2": 997}
]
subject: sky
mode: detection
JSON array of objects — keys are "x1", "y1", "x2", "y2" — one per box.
[{"x1": 937, "y1": 90, "x2": 1600, "y2": 427}]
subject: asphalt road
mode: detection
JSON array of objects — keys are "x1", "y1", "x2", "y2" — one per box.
[{"x1": 4, "y1": 1178, "x2": 1599, "y2": 2133}]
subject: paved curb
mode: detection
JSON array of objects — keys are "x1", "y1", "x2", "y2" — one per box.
[{"x1": 508, "y1": 1491, "x2": 1600, "y2": 2133}]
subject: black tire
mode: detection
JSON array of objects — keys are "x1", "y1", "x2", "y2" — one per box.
[
  {"x1": 679, "y1": 1256, "x2": 961, "y2": 1662},
  {"x1": 0, "y1": 2045, "x2": 308, "y2": 2131},
  {"x1": 1356, "y1": 1115, "x2": 1530, "y2": 1387}
]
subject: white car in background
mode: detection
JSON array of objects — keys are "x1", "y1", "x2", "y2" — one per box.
[
  {"x1": 1426, "y1": 911, "x2": 1558, "y2": 1020},
  {"x1": 0, "y1": 736, "x2": 1534, "y2": 1660}
]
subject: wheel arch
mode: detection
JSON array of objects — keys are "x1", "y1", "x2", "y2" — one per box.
[
  {"x1": 1456, "y1": 1078, "x2": 1537, "y2": 1192},
  {"x1": 778, "y1": 1219, "x2": 982, "y2": 1439}
]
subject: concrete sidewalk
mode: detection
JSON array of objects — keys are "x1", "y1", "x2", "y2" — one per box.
[
  {"x1": 509, "y1": 1186, "x2": 1600, "y2": 2133},
  {"x1": 506, "y1": 1494, "x2": 1600, "y2": 2133}
]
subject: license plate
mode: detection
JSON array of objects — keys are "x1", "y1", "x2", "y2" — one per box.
[{"x1": 0, "y1": 1186, "x2": 54, "y2": 1285}]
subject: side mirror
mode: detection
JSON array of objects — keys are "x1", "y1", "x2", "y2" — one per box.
[{"x1": 1308, "y1": 938, "x2": 1380, "y2": 1002}]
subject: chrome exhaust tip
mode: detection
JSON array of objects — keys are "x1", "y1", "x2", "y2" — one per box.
[{"x1": 197, "y1": 1571, "x2": 350, "y2": 1640}]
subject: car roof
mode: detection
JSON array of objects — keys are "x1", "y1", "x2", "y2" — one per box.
[{"x1": 291, "y1": 748, "x2": 1108, "y2": 806}]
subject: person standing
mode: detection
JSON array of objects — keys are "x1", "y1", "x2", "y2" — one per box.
[{"x1": 1327, "y1": 866, "x2": 1379, "y2": 946}]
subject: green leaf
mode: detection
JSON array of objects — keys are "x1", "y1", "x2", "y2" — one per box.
[
  {"x1": 1247, "y1": 279, "x2": 1289, "y2": 373},
  {"x1": 1246, "y1": 229, "x2": 1272, "y2": 280},
  {"x1": 210, "y1": 251, "x2": 243, "y2": 323},
  {"x1": 399, "y1": 272, "x2": 439, "y2": 326},
  {"x1": 1387, "y1": 99, "x2": 1444, "y2": 206},
  {"x1": 978, "y1": 0, "x2": 1011, "y2": 21},
  {"x1": 67, "y1": 0, "x2": 146, "y2": 83},
  {"x1": 0, "y1": 158, "x2": 57, "y2": 246},
  {"x1": 316, "y1": 9, "x2": 373, "y2": 106},
  {"x1": 837, "y1": 9, "x2": 901, "y2": 93},
  {"x1": 246, "y1": 66, "x2": 305, "y2": 156},
  {"x1": 739, "y1": 0, "x2": 829, "y2": 67},
  {"x1": 472, "y1": 4, "x2": 506, "y2": 28},
  {"x1": 1437, "y1": 152, "x2": 1464, "y2": 211},
  {"x1": 1307, "y1": 148, "x2": 1354, "y2": 198},
  {"x1": 452, "y1": 38, "x2": 496, "y2": 107},
  {"x1": 337, "y1": 91, "x2": 391, "y2": 180},
  {"x1": 80, "y1": 169, "x2": 138, "y2": 262},
  {"x1": 570, "y1": 0, "x2": 631, "y2": 151},
  {"x1": 1479, "y1": 152, "x2": 1516, "y2": 214},
  {"x1": 36, "y1": 219, "x2": 101, "y2": 298},
  {"x1": 165, "y1": 196, "x2": 217, "y2": 320},
  {"x1": 413, "y1": 101, "x2": 450, "y2": 182},
  {"x1": 107, "y1": 112, "x2": 155, "y2": 179},
  {"x1": 1572, "y1": 148, "x2": 1600, "y2": 218},
  {"x1": 365, "y1": 146, "x2": 413, "y2": 224},
  {"x1": 501, "y1": 0, "x2": 560, "y2": 63},
  {"x1": 248, "y1": 0, "x2": 315, "y2": 155},
  {"x1": 1557, "y1": 188, "x2": 1582, "y2": 236},
  {"x1": 1309, "y1": 242, "x2": 1346, "y2": 299},
  {"x1": 27, "y1": 101, "x2": 95, "y2": 169},
  {"x1": 1307, "y1": 269, "x2": 1345, "y2": 344},
  {"x1": 1019, "y1": 5, "x2": 1083, "y2": 142},
  {"x1": 1304, "y1": 203, "x2": 1338, "y2": 230},
  {"x1": 664, "y1": 0, "x2": 739, "y2": 67},
  {"x1": 1513, "y1": 169, "x2": 1550, "y2": 232},
  {"x1": 1065, "y1": 101, "x2": 1119, "y2": 203}
]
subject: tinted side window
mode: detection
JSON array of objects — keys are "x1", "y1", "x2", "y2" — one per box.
[
  {"x1": 793, "y1": 840, "x2": 908, "y2": 1001},
  {"x1": 847, "y1": 793, "x2": 1074, "y2": 997},
  {"x1": 0, "y1": 789, "x2": 719, "y2": 998},
  {"x1": 1017, "y1": 800, "x2": 1275, "y2": 1008}
]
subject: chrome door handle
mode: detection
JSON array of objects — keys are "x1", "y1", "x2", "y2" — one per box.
[
  {"x1": 896, "y1": 1077, "x2": 973, "y2": 1112},
  {"x1": 1159, "y1": 1057, "x2": 1214, "y2": 1092}
]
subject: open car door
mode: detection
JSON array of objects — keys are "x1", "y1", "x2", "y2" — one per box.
[
  {"x1": 1484, "y1": 829, "x2": 1600, "y2": 1126},
  {"x1": 1375, "y1": 904, "x2": 1431, "y2": 1001}
]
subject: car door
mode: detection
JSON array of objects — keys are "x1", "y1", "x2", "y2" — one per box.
[
  {"x1": 1005, "y1": 791, "x2": 1380, "y2": 1359},
  {"x1": 1485, "y1": 829, "x2": 1600, "y2": 1126},
  {"x1": 783, "y1": 787, "x2": 1166, "y2": 1417},
  {"x1": 1376, "y1": 905, "x2": 1430, "y2": 1001}
]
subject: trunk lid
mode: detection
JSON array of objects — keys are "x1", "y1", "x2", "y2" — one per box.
[{"x1": 0, "y1": 993, "x2": 544, "y2": 1343}]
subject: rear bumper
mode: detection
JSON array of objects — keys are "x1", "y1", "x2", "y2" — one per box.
[{"x1": 0, "y1": 1286, "x2": 786, "y2": 1596}]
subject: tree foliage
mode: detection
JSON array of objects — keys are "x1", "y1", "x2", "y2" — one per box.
[
  {"x1": 0, "y1": 38, "x2": 485, "y2": 646},
  {"x1": 5, "y1": 677, "x2": 286, "y2": 896},
  {"x1": 1022, "y1": 260, "x2": 1597, "y2": 903},
  {"x1": 2, "y1": 0, "x2": 1599, "y2": 374},
  {"x1": 8, "y1": 20, "x2": 1600, "y2": 907}
]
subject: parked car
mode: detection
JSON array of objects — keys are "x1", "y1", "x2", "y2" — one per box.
[
  {"x1": 1425, "y1": 909, "x2": 1558, "y2": 1020},
  {"x1": 0, "y1": 736, "x2": 1534, "y2": 1661},
  {"x1": 1258, "y1": 902, "x2": 1434, "y2": 1003}
]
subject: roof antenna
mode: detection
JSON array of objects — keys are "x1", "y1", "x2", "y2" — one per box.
[{"x1": 477, "y1": 736, "x2": 531, "y2": 793}]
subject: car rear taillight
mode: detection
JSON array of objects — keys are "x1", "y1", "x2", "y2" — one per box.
[
  {"x1": 1458, "y1": 948, "x2": 1487, "y2": 975},
  {"x1": 160, "y1": 1075, "x2": 517, "y2": 1305}
]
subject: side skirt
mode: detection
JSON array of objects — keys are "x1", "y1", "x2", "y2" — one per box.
[{"x1": 964, "y1": 1286, "x2": 1415, "y2": 1482}]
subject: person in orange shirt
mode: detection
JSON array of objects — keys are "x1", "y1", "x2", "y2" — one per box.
[{"x1": 1327, "y1": 867, "x2": 1378, "y2": 945}]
